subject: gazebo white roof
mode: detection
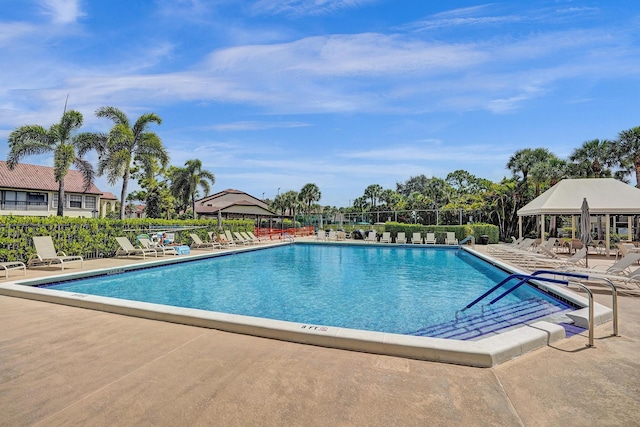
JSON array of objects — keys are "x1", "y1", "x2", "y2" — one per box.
[{"x1": 517, "y1": 178, "x2": 640, "y2": 216}]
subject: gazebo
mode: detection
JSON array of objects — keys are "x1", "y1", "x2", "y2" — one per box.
[{"x1": 517, "y1": 178, "x2": 640, "y2": 256}]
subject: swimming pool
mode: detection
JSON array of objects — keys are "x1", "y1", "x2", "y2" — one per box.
[
  {"x1": 39, "y1": 244, "x2": 570, "y2": 337},
  {"x1": 0, "y1": 242, "x2": 609, "y2": 367}
]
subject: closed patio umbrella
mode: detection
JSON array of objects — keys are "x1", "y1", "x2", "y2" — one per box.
[
  {"x1": 581, "y1": 198, "x2": 593, "y2": 267},
  {"x1": 217, "y1": 210, "x2": 223, "y2": 232}
]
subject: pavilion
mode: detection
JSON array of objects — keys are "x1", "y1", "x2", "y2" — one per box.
[{"x1": 517, "y1": 178, "x2": 640, "y2": 256}]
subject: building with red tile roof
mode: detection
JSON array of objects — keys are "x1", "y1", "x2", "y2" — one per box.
[
  {"x1": 195, "y1": 189, "x2": 277, "y2": 220},
  {"x1": 0, "y1": 161, "x2": 116, "y2": 217}
]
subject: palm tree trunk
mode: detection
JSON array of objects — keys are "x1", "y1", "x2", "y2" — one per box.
[
  {"x1": 57, "y1": 180, "x2": 65, "y2": 216},
  {"x1": 120, "y1": 169, "x2": 130, "y2": 219}
]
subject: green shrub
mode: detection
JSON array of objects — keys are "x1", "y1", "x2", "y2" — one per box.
[{"x1": 0, "y1": 216, "x2": 254, "y2": 261}]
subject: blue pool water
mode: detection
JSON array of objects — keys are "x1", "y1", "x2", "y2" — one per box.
[{"x1": 42, "y1": 244, "x2": 570, "y2": 335}]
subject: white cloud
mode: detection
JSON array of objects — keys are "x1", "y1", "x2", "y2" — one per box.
[
  {"x1": 252, "y1": 0, "x2": 379, "y2": 17},
  {"x1": 39, "y1": 0, "x2": 84, "y2": 24},
  {"x1": 211, "y1": 121, "x2": 310, "y2": 131}
]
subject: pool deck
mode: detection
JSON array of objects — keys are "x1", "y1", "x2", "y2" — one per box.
[{"x1": 1, "y1": 241, "x2": 639, "y2": 426}]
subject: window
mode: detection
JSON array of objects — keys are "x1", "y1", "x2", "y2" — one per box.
[
  {"x1": 53, "y1": 194, "x2": 69, "y2": 208},
  {"x1": 28, "y1": 192, "x2": 47, "y2": 205},
  {"x1": 3, "y1": 191, "x2": 26, "y2": 209},
  {"x1": 69, "y1": 195, "x2": 82, "y2": 208},
  {"x1": 84, "y1": 196, "x2": 96, "y2": 209}
]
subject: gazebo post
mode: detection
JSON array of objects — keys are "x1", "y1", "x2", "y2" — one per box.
[
  {"x1": 540, "y1": 214, "x2": 545, "y2": 241},
  {"x1": 628, "y1": 217, "x2": 633, "y2": 241},
  {"x1": 571, "y1": 216, "x2": 576, "y2": 239},
  {"x1": 605, "y1": 213, "x2": 611, "y2": 256},
  {"x1": 518, "y1": 216, "x2": 523, "y2": 239}
]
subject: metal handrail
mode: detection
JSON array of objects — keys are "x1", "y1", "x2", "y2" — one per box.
[
  {"x1": 458, "y1": 235, "x2": 475, "y2": 247},
  {"x1": 534, "y1": 270, "x2": 618, "y2": 338},
  {"x1": 463, "y1": 268, "x2": 621, "y2": 348},
  {"x1": 282, "y1": 232, "x2": 295, "y2": 243}
]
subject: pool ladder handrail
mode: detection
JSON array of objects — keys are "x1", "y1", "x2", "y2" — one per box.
[
  {"x1": 462, "y1": 270, "x2": 619, "y2": 348},
  {"x1": 281, "y1": 232, "x2": 295, "y2": 243},
  {"x1": 458, "y1": 235, "x2": 475, "y2": 248}
]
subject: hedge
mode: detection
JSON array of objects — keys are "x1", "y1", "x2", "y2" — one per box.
[
  {"x1": 384, "y1": 222, "x2": 499, "y2": 244},
  {"x1": 0, "y1": 216, "x2": 254, "y2": 262}
]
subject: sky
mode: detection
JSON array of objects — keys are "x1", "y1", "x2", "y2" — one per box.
[{"x1": 1, "y1": 0, "x2": 640, "y2": 207}]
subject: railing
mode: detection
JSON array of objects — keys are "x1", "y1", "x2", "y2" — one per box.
[
  {"x1": 1, "y1": 201, "x2": 49, "y2": 211},
  {"x1": 281, "y1": 232, "x2": 295, "y2": 243},
  {"x1": 458, "y1": 235, "x2": 475, "y2": 247},
  {"x1": 462, "y1": 269, "x2": 622, "y2": 348},
  {"x1": 255, "y1": 226, "x2": 313, "y2": 240}
]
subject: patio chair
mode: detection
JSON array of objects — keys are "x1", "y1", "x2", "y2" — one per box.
[
  {"x1": 565, "y1": 252, "x2": 640, "y2": 276},
  {"x1": 247, "y1": 231, "x2": 268, "y2": 243},
  {"x1": 233, "y1": 231, "x2": 252, "y2": 245},
  {"x1": 223, "y1": 230, "x2": 238, "y2": 246},
  {"x1": 115, "y1": 237, "x2": 157, "y2": 259},
  {"x1": 240, "y1": 231, "x2": 259, "y2": 244},
  {"x1": 395, "y1": 232, "x2": 406, "y2": 244},
  {"x1": 365, "y1": 231, "x2": 377, "y2": 242},
  {"x1": 190, "y1": 233, "x2": 222, "y2": 250},
  {"x1": 327, "y1": 230, "x2": 338, "y2": 241},
  {"x1": 445, "y1": 232, "x2": 458, "y2": 245},
  {"x1": 139, "y1": 237, "x2": 178, "y2": 256},
  {"x1": 379, "y1": 232, "x2": 391, "y2": 243},
  {"x1": 27, "y1": 236, "x2": 84, "y2": 270},
  {"x1": 411, "y1": 233, "x2": 422, "y2": 244},
  {"x1": 315, "y1": 230, "x2": 326, "y2": 241},
  {"x1": 425, "y1": 233, "x2": 437, "y2": 244},
  {"x1": 0, "y1": 261, "x2": 26, "y2": 279}
]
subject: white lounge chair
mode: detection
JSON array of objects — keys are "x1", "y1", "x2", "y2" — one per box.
[
  {"x1": 425, "y1": 233, "x2": 437, "y2": 244},
  {"x1": 115, "y1": 237, "x2": 157, "y2": 259},
  {"x1": 0, "y1": 261, "x2": 26, "y2": 279},
  {"x1": 327, "y1": 230, "x2": 338, "y2": 241},
  {"x1": 395, "y1": 232, "x2": 406, "y2": 244},
  {"x1": 190, "y1": 233, "x2": 222, "y2": 250},
  {"x1": 316, "y1": 230, "x2": 326, "y2": 241},
  {"x1": 223, "y1": 230, "x2": 238, "y2": 246},
  {"x1": 445, "y1": 232, "x2": 458, "y2": 245},
  {"x1": 379, "y1": 232, "x2": 391, "y2": 243},
  {"x1": 411, "y1": 233, "x2": 422, "y2": 244},
  {"x1": 247, "y1": 231, "x2": 268, "y2": 243},
  {"x1": 139, "y1": 237, "x2": 178, "y2": 256},
  {"x1": 365, "y1": 231, "x2": 377, "y2": 242},
  {"x1": 27, "y1": 236, "x2": 84, "y2": 270},
  {"x1": 233, "y1": 231, "x2": 252, "y2": 245},
  {"x1": 240, "y1": 232, "x2": 258, "y2": 245},
  {"x1": 565, "y1": 252, "x2": 640, "y2": 276}
]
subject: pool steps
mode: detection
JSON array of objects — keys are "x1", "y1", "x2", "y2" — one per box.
[{"x1": 409, "y1": 297, "x2": 571, "y2": 340}]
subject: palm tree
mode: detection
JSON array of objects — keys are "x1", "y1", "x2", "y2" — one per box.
[
  {"x1": 299, "y1": 183, "x2": 321, "y2": 225},
  {"x1": 569, "y1": 139, "x2": 615, "y2": 178},
  {"x1": 95, "y1": 106, "x2": 168, "y2": 219},
  {"x1": 364, "y1": 184, "x2": 383, "y2": 208},
  {"x1": 614, "y1": 126, "x2": 640, "y2": 187},
  {"x1": 7, "y1": 110, "x2": 96, "y2": 216},
  {"x1": 169, "y1": 159, "x2": 215, "y2": 219}
]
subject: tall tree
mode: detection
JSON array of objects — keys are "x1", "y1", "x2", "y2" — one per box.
[
  {"x1": 569, "y1": 139, "x2": 615, "y2": 178},
  {"x1": 615, "y1": 126, "x2": 640, "y2": 187},
  {"x1": 506, "y1": 148, "x2": 553, "y2": 184},
  {"x1": 7, "y1": 109, "x2": 96, "y2": 216},
  {"x1": 169, "y1": 159, "x2": 215, "y2": 219},
  {"x1": 95, "y1": 106, "x2": 168, "y2": 219},
  {"x1": 299, "y1": 183, "x2": 321, "y2": 224},
  {"x1": 363, "y1": 184, "x2": 383, "y2": 208}
]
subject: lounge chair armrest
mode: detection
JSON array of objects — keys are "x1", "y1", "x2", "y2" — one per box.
[{"x1": 57, "y1": 251, "x2": 67, "y2": 256}]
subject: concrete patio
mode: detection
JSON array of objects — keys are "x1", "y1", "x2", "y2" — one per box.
[{"x1": 1, "y1": 244, "x2": 639, "y2": 426}]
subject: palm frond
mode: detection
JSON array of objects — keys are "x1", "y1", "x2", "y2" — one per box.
[
  {"x1": 73, "y1": 157, "x2": 96, "y2": 191},
  {"x1": 96, "y1": 106, "x2": 130, "y2": 128}
]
